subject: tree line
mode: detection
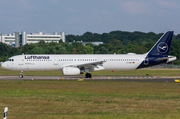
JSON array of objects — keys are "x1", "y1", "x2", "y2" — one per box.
[{"x1": 0, "y1": 30, "x2": 180, "y2": 64}]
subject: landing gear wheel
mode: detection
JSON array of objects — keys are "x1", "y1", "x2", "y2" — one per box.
[
  {"x1": 19, "y1": 70, "x2": 23, "y2": 78},
  {"x1": 85, "y1": 73, "x2": 92, "y2": 78},
  {"x1": 19, "y1": 75, "x2": 23, "y2": 78}
]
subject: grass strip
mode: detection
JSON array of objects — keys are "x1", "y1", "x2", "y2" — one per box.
[{"x1": 0, "y1": 80, "x2": 180, "y2": 118}]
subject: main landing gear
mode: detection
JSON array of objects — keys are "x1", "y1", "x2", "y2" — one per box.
[
  {"x1": 19, "y1": 70, "x2": 23, "y2": 78},
  {"x1": 85, "y1": 73, "x2": 92, "y2": 78}
]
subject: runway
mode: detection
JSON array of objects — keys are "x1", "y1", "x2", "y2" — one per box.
[{"x1": 0, "y1": 75, "x2": 180, "y2": 82}]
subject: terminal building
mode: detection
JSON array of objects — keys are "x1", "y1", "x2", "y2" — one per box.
[{"x1": 0, "y1": 31, "x2": 66, "y2": 47}]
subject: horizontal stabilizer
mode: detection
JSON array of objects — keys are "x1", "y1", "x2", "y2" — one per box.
[
  {"x1": 156, "y1": 56, "x2": 177, "y2": 63},
  {"x1": 156, "y1": 56, "x2": 174, "y2": 61}
]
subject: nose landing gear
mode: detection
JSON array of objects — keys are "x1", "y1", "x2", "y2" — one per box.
[{"x1": 19, "y1": 71, "x2": 23, "y2": 78}]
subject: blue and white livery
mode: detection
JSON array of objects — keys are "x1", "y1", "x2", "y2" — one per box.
[{"x1": 1, "y1": 31, "x2": 176, "y2": 78}]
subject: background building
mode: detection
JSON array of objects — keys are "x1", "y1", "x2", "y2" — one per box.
[
  {"x1": 0, "y1": 31, "x2": 103, "y2": 47},
  {"x1": 69, "y1": 41, "x2": 103, "y2": 46},
  {"x1": 0, "y1": 31, "x2": 66, "y2": 47}
]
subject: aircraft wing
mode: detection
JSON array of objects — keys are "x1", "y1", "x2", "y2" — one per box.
[
  {"x1": 77, "y1": 61, "x2": 105, "y2": 67},
  {"x1": 62, "y1": 61, "x2": 105, "y2": 67},
  {"x1": 61, "y1": 61, "x2": 106, "y2": 71}
]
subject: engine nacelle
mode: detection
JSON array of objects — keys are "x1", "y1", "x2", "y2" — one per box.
[{"x1": 62, "y1": 67, "x2": 80, "y2": 75}]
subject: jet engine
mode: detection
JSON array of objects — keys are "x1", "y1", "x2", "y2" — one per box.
[{"x1": 62, "y1": 67, "x2": 80, "y2": 75}]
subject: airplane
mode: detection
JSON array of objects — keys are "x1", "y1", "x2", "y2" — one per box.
[{"x1": 1, "y1": 31, "x2": 177, "y2": 78}]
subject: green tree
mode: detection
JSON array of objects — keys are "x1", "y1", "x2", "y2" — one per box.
[
  {"x1": 38, "y1": 40, "x2": 46, "y2": 48},
  {"x1": 96, "y1": 46, "x2": 109, "y2": 54},
  {"x1": 84, "y1": 45, "x2": 93, "y2": 54},
  {"x1": 45, "y1": 46, "x2": 56, "y2": 54},
  {"x1": 169, "y1": 40, "x2": 180, "y2": 59},
  {"x1": 144, "y1": 42, "x2": 154, "y2": 51},
  {"x1": 72, "y1": 42, "x2": 85, "y2": 54},
  {"x1": 108, "y1": 39, "x2": 123, "y2": 53},
  {"x1": 61, "y1": 42, "x2": 72, "y2": 54},
  {"x1": 85, "y1": 43, "x2": 93, "y2": 47},
  {"x1": 133, "y1": 46, "x2": 148, "y2": 54},
  {"x1": 27, "y1": 43, "x2": 38, "y2": 50},
  {"x1": 55, "y1": 45, "x2": 66, "y2": 54},
  {"x1": 125, "y1": 44, "x2": 136, "y2": 53},
  {"x1": 31, "y1": 47, "x2": 45, "y2": 54}
]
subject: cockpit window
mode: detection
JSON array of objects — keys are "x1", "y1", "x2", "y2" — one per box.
[{"x1": 7, "y1": 59, "x2": 14, "y2": 62}]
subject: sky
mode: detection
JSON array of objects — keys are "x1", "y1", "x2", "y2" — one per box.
[{"x1": 0, "y1": 0, "x2": 180, "y2": 35}]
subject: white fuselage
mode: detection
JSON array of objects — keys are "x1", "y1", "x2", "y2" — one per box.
[
  {"x1": 1, "y1": 31, "x2": 176, "y2": 77},
  {"x1": 2, "y1": 54, "x2": 146, "y2": 71}
]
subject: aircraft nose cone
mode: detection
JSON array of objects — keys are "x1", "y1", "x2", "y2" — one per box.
[{"x1": 1, "y1": 62, "x2": 5, "y2": 68}]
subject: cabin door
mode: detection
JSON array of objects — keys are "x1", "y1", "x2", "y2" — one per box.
[
  {"x1": 54, "y1": 56, "x2": 58, "y2": 65},
  {"x1": 18, "y1": 55, "x2": 24, "y2": 65}
]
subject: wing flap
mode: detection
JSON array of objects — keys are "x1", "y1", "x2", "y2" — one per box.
[
  {"x1": 77, "y1": 61, "x2": 105, "y2": 67},
  {"x1": 62, "y1": 61, "x2": 105, "y2": 68}
]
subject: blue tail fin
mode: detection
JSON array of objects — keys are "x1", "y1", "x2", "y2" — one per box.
[
  {"x1": 136, "y1": 31, "x2": 174, "y2": 69},
  {"x1": 147, "y1": 31, "x2": 174, "y2": 57}
]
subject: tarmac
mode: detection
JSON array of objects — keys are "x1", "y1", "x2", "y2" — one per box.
[{"x1": 0, "y1": 75, "x2": 180, "y2": 82}]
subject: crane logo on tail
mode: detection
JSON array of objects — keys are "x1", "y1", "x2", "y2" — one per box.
[{"x1": 157, "y1": 42, "x2": 168, "y2": 53}]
